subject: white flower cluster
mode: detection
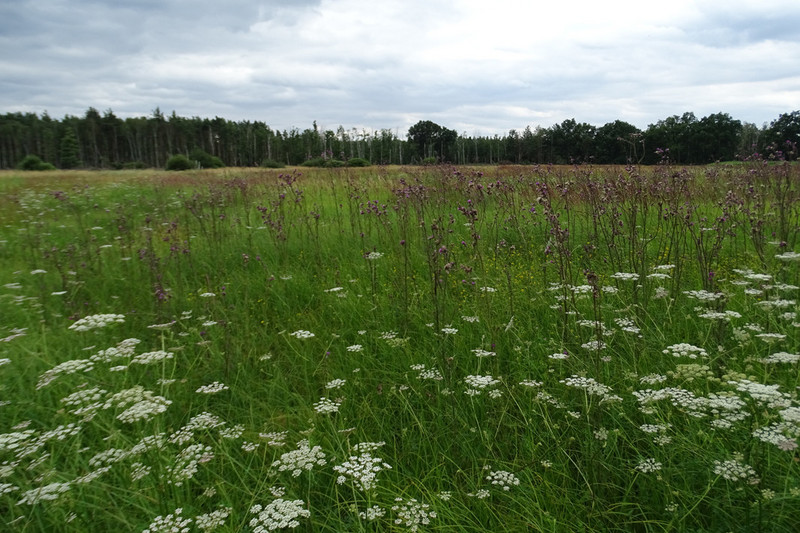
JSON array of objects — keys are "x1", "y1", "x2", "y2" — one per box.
[
  {"x1": 259, "y1": 431, "x2": 288, "y2": 447},
  {"x1": 358, "y1": 505, "x2": 386, "y2": 520},
  {"x1": 16, "y1": 481, "x2": 71, "y2": 505},
  {"x1": 775, "y1": 251, "x2": 800, "y2": 261},
  {"x1": 271, "y1": 439, "x2": 327, "y2": 477},
  {"x1": 36, "y1": 358, "x2": 95, "y2": 389},
  {"x1": 611, "y1": 272, "x2": 639, "y2": 281},
  {"x1": 165, "y1": 444, "x2": 214, "y2": 486},
  {"x1": 752, "y1": 423, "x2": 798, "y2": 451},
  {"x1": 635, "y1": 458, "x2": 663, "y2": 473},
  {"x1": 560, "y1": 375, "x2": 613, "y2": 398},
  {"x1": 143, "y1": 507, "x2": 192, "y2": 533},
  {"x1": 106, "y1": 387, "x2": 172, "y2": 424},
  {"x1": 313, "y1": 397, "x2": 342, "y2": 414},
  {"x1": 196, "y1": 381, "x2": 230, "y2": 394},
  {"x1": 712, "y1": 458, "x2": 759, "y2": 483},
  {"x1": 411, "y1": 364, "x2": 443, "y2": 381},
  {"x1": 346, "y1": 344, "x2": 363, "y2": 352},
  {"x1": 729, "y1": 379, "x2": 792, "y2": 409},
  {"x1": 663, "y1": 343, "x2": 707, "y2": 359},
  {"x1": 90, "y1": 338, "x2": 141, "y2": 363},
  {"x1": 683, "y1": 290, "x2": 725, "y2": 301},
  {"x1": 464, "y1": 374, "x2": 500, "y2": 396},
  {"x1": 132, "y1": 350, "x2": 173, "y2": 365},
  {"x1": 462, "y1": 315, "x2": 480, "y2": 323},
  {"x1": 249, "y1": 499, "x2": 310, "y2": 531},
  {"x1": 325, "y1": 379, "x2": 346, "y2": 390},
  {"x1": 195, "y1": 507, "x2": 232, "y2": 532},
  {"x1": 68, "y1": 313, "x2": 125, "y2": 332},
  {"x1": 219, "y1": 424, "x2": 245, "y2": 439},
  {"x1": 472, "y1": 348, "x2": 496, "y2": 358},
  {"x1": 391, "y1": 498, "x2": 436, "y2": 532},
  {"x1": 289, "y1": 330, "x2": 315, "y2": 339},
  {"x1": 485, "y1": 469, "x2": 520, "y2": 491},
  {"x1": 334, "y1": 452, "x2": 392, "y2": 491},
  {"x1": 365, "y1": 251, "x2": 384, "y2": 260},
  {"x1": 441, "y1": 327, "x2": 458, "y2": 335}
]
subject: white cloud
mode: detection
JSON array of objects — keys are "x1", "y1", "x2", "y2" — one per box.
[{"x1": 1, "y1": 0, "x2": 798, "y2": 134}]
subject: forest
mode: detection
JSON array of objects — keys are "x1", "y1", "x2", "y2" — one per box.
[{"x1": 1, "y1": 107, "x2": 798, "y2": 170}]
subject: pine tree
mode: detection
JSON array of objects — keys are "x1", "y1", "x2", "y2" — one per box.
[{"x1": 59, "y1": 127, "x2": 81, "y2": 168}]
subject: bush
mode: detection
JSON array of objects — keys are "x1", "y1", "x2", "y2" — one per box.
[
  {"x1": 347, "y1": 157, "x2": 371, "y2": 167},
  {"x1": 326, "y1": 159, "x2": 346, "y2": 167},
  {"x1": 301, "y1": 157, "x2": 327, "y2": 167},
  {"x1": 16, "y1": 155, "x2": 56, "y2": 171},
  {"x1": 422, "y1": 157, "x2": 438, "y2": 165},
  {"x1": 189, "y1": 148, "x2": 225, "y2": 169},
  {"x1": 261, "y1": 159, "x2": 285, "y2": 169},
  {"x1": 165, "y1": 154, "x2": 194, "y2": 171}
]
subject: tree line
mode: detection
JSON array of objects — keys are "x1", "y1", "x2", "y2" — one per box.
[{"x1": 1, "y1": 107, "x2": 798, "y2": 170}]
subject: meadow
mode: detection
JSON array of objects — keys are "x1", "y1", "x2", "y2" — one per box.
[{"x1": 0, "y1": 161, "x2": 798, "y2": 532}]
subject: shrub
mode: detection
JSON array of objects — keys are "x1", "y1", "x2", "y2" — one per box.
[
  {"x1": 165, "y1": 154, "x2": 194, "y2": 171},
  {"x1": 422, "y1": 157, "x2": 438, "y2": 165},
  {"x1": 261, "y1": 159, "x2": 285, "y2": 169},
  {"x1": 326, "y1": 159, "x2": 346, "y2": 168},
  {"x1": 301, "y1": 157, "x2": 327, "y2": 167},
  {"x1": 189, "y1": 148, "x2": 225, "y2": 169},
  {"x1": 346, "y1": 157, "x2": 371, "y2": 167},
  {"x1": 16, "y1": 155, "x2": 56, "y2": 171}
]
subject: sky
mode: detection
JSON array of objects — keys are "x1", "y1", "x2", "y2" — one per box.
[{"x1": 1, "y1": 0, "x2": 799, "y2": 136}]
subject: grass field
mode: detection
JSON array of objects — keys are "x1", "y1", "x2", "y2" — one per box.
[{"x1": 1, "y1": 162, "x2": 799, "y2": 532}]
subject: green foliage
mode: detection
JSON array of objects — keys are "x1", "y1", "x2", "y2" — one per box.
[
  {"x1": 165, "y1": 154, "x2": 194, "y2": 171},
  {"x1": 59, "y1": 127, "x2": 81, "y2": 169},
  {"x1": 326, "y1": 158, "x2": 346, "y2": 167},
  {"x1": 346, "y1": 157, "x2": 371, "y2": 167},
  {"x1": 260, "y1": 158, "x2": 285, "y2": 168},
  {"x1": 422, "y1": 156, "x2": 437, "y2": 165},
  {"x1": 301, "y1": 157, "x2": 327, "y2": 167},
  {"x1": 16, "y1": 154, "x2": 56, "y2": 171},
  {"x1": 188, "y1": 148, "x2": 224, "y2": 169}
]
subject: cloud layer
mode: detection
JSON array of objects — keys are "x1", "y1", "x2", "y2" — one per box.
[{"x1": 2, "y1": 0, "x2": 799, "y2": 134}]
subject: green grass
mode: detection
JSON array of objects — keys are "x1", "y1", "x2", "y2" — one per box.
[{"x1": 0, "y1": 164, "x2": 799, "y2": 532}]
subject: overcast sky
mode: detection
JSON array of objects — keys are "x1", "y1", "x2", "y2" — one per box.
[{"x1": 2, "y1": 0, "x2": 799, "y2": 135}]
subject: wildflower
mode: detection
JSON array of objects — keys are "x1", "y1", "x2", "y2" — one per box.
[
  {"x1": 548, "y1": 351, "x2": 569, "y2": 360},
  {"x1": 663, "y1": 343, "x2": 707, "y2": 359},
  {"x1": 195, "y1": 507, "x2": 232, "y2": 532},
  {"x1": 346, "y1": 344, "x2": 363, "y2": 352},
  {"x1": 132, "y1": 350, "x2": 173, "y2": 365},
  {"x1": 437, "y1": 491, "x2": 452, "y2": 501},
  {"x1": 365, "y1": 251, "x2": 383, "y2": 260},
  {"x1": 143, "y1": 508, "x2": 192, "y2": 533},
  {"x1": 392, "y1": 498, "x2": 437, "y2": 532},
  {"x1": 462, "y1": 315, "x2": 480, "y2": 323},
  {"x1": 464, "y1": 375, "x2": 500, "y2": 389},
  {"x1": 325, "y1": 379, "x2": 346, "y2": 390},
  {"x1": 775, "y1": 251, "x2": 800, "y2": 261},
  {"x1": 250, "y1": 499, "x2": 310, "y2": 531},
  {"x1": 68, "y1": 313, "x2": 125, "y2": 332},
  {"x1": 130, "y1": 462, "x2": 151, "y2": 481},
  {"x1": 480, "y1": 286, "x2": 496, "y2": 292},
  {"x1": 441, "y1": 327, "x2": 458, "y2": 335},
  {"x1": 199, "y1": 292, "x2": 216, "y2": 298},
  {"x1": 196, "y1": 382, "x2": 229, "y2": 394},
  {"x1": 219, "y1": 424, "x2": 245, "y2": 439},
  {"x1": 713, "y1": 458, "x2": 759, "y2": 483},
  {"x1": 468, "y1": 489, "x2": 490, "y2": 499},
  {"x1": 334, "y1": 452, "x2": 392, "y2": 491},
  {"x1": 635, "y1": 458, "x2": 663, "y2": 473},
  {"x1": 289, "y1": 330, "x2": 315, "y2": 339},
  {"x1": 358, "y1": 505, "x2": 386, "y2": 520},
  {"x1": 36, "y1": 358, "x2": 94, "y2": 389},
  {"x1": 17, "y1": 481, "x2": 71, "y2": 505},
  {"x1": 165, "y1": 444, "x2": 214, "y2": 486},
  {"x1": 259, "y1": 431, "x2": 288, "y2": 447},
  {"x1": 561, "y1": 375, "x2": 613, "y2": 397},
  {"x1": 581, "y1": 340, "x2": 606, "y2": 351},
  {"x1": 611, "y1": 272, "x2": 639, "y2": 281},
  {"x1": 486, "y1": 469, "x2": 520, "y2": 490},
  {"x1": 271, "y1": 439, "x2": 326, "y2": 477},
  {"x1": 313, "y1": 397, "x2": 342, "y2": 414}
]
